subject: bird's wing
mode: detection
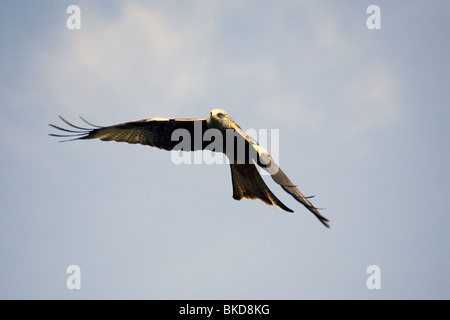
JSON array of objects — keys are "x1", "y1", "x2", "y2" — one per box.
[
  {"x1": 229, "y1": 163, "x2": 293, "y2": 213},
  {"x1": 255, "y1": 146, "x2": 330, "y2": 228},
  {"x1": 231, "y1": 125, "x2": 330, "y2": 228},
  {"x1": 49, "y1": 116, "x2": 209, "y2": 151}
]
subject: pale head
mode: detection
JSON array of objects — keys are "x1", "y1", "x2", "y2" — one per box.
[
  {"x1": 210, "y1": 108, "x2": 228, "y2": 119},
  {"x1": 209, "y1": 108, "x2": 237, "y2": 130}
]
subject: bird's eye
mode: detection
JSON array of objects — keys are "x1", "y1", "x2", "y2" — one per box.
[{"x1": 217, "y1": 113, "x2": 223, "y2": 118}]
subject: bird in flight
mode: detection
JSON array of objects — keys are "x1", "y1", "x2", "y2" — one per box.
[{"x1": 49, "y1": 109, "x2": 330, "y2": 228}]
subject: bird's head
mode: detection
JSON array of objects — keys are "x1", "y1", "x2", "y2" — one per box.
[{"x1": 209, "y1": 108, "x2": 237, "y2": 130}]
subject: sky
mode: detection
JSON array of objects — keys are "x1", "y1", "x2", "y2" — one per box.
[{"x1": 0, "y1": 0, "x2": 449, "y2": 299}]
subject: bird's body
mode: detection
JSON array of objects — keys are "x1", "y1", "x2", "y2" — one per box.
[{"x1": 50, "y1": 109, "x2": 330, "y2": 228}]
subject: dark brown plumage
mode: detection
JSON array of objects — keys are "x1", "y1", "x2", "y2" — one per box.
[{"x1": 49, "y1": 109, "x2": 330, "y2": 228}]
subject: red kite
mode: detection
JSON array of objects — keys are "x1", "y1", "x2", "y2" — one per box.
[{"x1": 50, "y1": 109, "x2": 329, "y2": 228}]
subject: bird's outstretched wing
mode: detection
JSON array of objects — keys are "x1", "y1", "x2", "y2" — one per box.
[
  {"x1": 257, "y1": 150, "x2": 330, "y2": 228},
  {"x1": 230, "y1": 126, "x2": 330, "y2": 228},
  {"x1": 49, "y1": 116, "x2": 209, "y2": 151}
]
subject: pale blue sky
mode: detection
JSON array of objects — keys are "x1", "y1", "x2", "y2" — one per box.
[{"x1": 0, "y1": 1, "x2": 449, "y2": 299}]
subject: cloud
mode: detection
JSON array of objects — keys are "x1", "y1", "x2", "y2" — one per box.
[
  {"x1": 38, "y1": 2, "x2": 218, "y2": 118},
  {"x1": 343, "y1": 63, "x2": 401, "y2": 139},
  {"x1": 253, "y1": 3, "x2": 403, "y2": 140},
  {"x1": 37, "y1": 1, "x2": 402, "y2": 140}
]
